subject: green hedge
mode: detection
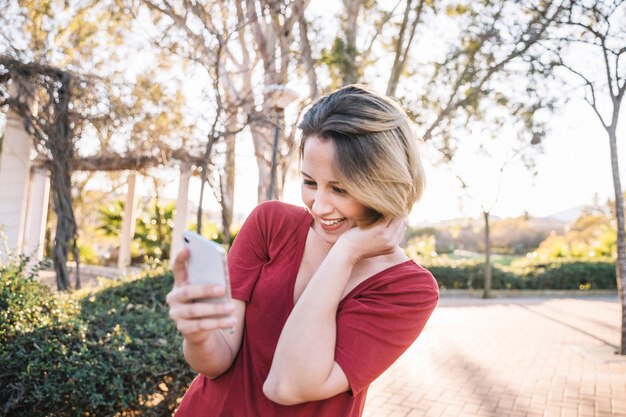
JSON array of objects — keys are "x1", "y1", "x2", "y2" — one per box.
[
  {"x1": 421, "y1": 257, "x2": 617, "y2": 290},
  {"x1": 0, "y1": 256, "x2": 195, "y2": 417}
]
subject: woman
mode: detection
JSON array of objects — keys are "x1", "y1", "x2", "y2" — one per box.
[{"x1": 167, "y1": 84, "x2": 439, "y2": 416}]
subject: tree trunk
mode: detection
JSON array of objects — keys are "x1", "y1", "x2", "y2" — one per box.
[
  {"x1": 295, "y1": 2, "x2": 319, "y2": 100},
  {"x1": 48, "y1": 74, "x2": 77, "y2": 291},
  {"x1": 220, "y1": 129, "x2": 236, "y2": 244},
  {"x1": 253, "y1": 105, "x2": 286, "y2": 202},
  {"x1": 482, "y1": 210, "x2": 492, "y2": 299},
  {"x1": 342, "y1": 0, "x2": 361, "y2": 85},
  {"x1": 252, "y1": 120, "x2": 273, "y2": 203},
  {"x1": 197, "y1": 136, "x2": 217, "y2": 234},
  {"x1": 608, "y1": 127, "x2": 626, "y2": 354},
  {"x1": 50, "y1": 150, "x2": 76, "y2": 291}
]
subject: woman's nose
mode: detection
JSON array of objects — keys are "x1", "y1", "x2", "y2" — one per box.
[{"x1": 311, "y1": 190, "x2": 333, "y2": 216}]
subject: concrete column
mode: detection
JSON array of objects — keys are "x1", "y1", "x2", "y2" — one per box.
[
  {"x1": 23, "y1": 166, "x2": 51, "y2": 260},
  {"x1": 170, "y1": 161, "x2": 191, "y2": 261},
  {"x1": 0, "y1": 106, "x2": 32, "y2": 257},
  {"x1": 117, "y1": 172, "x2": 138, "y2": 271}
]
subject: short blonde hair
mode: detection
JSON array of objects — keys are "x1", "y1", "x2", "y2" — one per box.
[{"x1": 299, "y1": 84, "x2": 425, "y2": 225}]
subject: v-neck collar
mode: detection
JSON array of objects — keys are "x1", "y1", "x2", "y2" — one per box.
[{"x1": 287, "y1": 209, "x2": 415, "y2": 309}]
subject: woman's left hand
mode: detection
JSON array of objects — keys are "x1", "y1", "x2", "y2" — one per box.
[{"x1": 336, "y1": 217, "x2": 406, "y2": 265}]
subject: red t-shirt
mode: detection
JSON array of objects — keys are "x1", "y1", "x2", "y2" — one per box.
[{"x1": 176, "y1": 201, "x2": 439, "y2": 417}]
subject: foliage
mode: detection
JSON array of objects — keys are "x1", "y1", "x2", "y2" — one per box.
[
  {"x1": 404, "y1": 235, "x2": 438, "y2": 259},
  {"x1": 413, "y1": 0, "x2": 566, "y2": 151},
  {"x1": 420, "y1": 257, "x2": 521, "y2": 290},
  {"x1": 97, "y1": 199, "x2": 175, "y2": 264},
  {"x1": 534, "y1": 213, "x2": 616, "y2": 259},
  {"x1": 508, "y1": 257, "x2": 616, "y2": 290},
  {"x1": 0, "y1": 254, "x2": 194, "y2": 416},
  {"x1": 419, "y1": 256, "x2": 616, "y2": 291}
]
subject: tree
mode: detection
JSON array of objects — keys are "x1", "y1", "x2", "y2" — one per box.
[
  {"x1": 319, "y1": 0, "x2": 432, "y2": 92},
  {"x1": 543, "y1": 0, "x2": 626, "y2": 352},
  {"x1": 132, "y1": 0, "x2": 303, "y2": 238},
  {"x1": 414, "y1": 0, "x2": 567, "y2": 151},
  {"x1": 0, "y1": 58, "x2": 79, "y2": 291},
  {"x1": 0, "y1": 1, "x2": 201, "y2": 288},
  {"x1": 449, "y1": 138, "x2": 540, "y2": 297}
]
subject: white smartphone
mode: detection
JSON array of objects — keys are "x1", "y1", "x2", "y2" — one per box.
[{"x1": 182, "y1": 231, "x2": 231, "y2": 303}]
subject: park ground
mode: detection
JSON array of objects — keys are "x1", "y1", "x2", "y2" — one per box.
[{"x1": 364, "y1": 295, "x2": 626, "y2": 417}]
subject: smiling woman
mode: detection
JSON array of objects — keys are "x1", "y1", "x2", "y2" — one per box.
[{"x1": 167, "y1": 84, "x2": 439, "y2": 417}]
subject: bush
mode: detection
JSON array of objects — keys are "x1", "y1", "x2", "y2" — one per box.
[
  {"x1": 509, "y1": 257, "x2": 616, "y2": 290},
  {"x1": 420, "y1": 256, "x2": 616, "y2": 291},
  {"x1": 422, "y1": 258, "x2": 523, "y2": 290},
  {"x1": 0, "y1": 255, "x2": 195, "y2": 417}
]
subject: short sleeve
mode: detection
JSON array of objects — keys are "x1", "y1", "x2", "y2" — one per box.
[
  {"x1": 334, "y1": 269, "x2": 439, "y2": 396},
  {"x1": 228, "y1": 204, "x2": 270, "y2": 302}
]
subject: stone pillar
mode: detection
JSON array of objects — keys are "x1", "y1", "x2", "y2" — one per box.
[
  {"x1": 170, "y1": 161, "x2": 191, "y2": 262},
  {"x1": 23, "y1": 166, "x2": 51, "y2": 260},
  {"x1": 0, "y1": 106, "x2": 32, "y2": 258},
  {"x1": 117, "y1": 172, "x2": 138, "y2": 271}
]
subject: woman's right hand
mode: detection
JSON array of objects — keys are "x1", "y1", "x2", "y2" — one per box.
[
  {"x1": 166, "y1": 248, "x2": 238, "y2": 345},
  {"x1": 336, "y1": 217, "x2": 406, "y2": 265}
]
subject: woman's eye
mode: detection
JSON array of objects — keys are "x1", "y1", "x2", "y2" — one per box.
[
  {"x1": 303, "y1": 179, "x2": 316, "y2": 187},
  {"x1": 332, "y1": 186, "x2": 347, "y2": 194}
]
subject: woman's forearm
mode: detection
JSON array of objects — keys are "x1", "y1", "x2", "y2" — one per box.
[{"x1": 264, "y1": 243, "x2": 354, "y2": 403}]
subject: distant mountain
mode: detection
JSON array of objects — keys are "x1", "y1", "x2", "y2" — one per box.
[
  {"x1": 413, "y1": 204, "x2": 605, "y2": 229},
  {"x1": 414, "y1": 212, "x2": 569, "y2": 230},
  {"x1": 413, "y1": 215, "x2": 495, "y2": 229},
  {"x1": 544, "y1": 206, "x2": 589, "y2": 223}
]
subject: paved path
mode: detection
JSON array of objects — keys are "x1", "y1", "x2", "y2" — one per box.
[{"x1": 364, "y1": 296, "x2": 626, "y2": 417}]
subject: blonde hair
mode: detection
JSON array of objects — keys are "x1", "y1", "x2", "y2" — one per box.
[{"x1": 299, "y1": 84, "x2": 425, "y2": 225}]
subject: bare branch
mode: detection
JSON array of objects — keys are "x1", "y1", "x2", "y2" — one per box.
[
  {"x1": 362, "y1": 0, "x2": 402, "y2": 63},
  {"x1": 387, "y1": 0, "x2": 425, "y2": 96},
  {"x1": 558, "y1": 59, "x2": 609, "y2": 129},
  {"x1": 423, "y1": 0, "x2": 566, "y2": 143}
]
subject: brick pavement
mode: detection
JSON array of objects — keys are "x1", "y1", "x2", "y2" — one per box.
[{"x1": 363, "y1": 296, "x2": 626, "y2": 417}]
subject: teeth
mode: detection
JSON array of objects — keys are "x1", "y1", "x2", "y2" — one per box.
[{"x1": 321, "y1": 218, "x2": 346, "y2": 226}]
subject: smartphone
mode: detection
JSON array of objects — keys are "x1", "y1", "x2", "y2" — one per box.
[{"x1": 182, "y1": 231, "x2": 231, "y2": 303}]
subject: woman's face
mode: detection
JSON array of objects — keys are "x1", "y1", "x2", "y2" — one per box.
[{"x1": 301, "y1": 135, "x2": 368, "y2": 245}]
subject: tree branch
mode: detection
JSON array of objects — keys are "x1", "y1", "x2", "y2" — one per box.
[{"x1": 558, "y1": 59, "x2": 608, "y2": 130}]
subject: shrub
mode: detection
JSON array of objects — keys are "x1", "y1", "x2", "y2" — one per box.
[
  {"x1": 0, "y1": 255, "x2": 195, "y2": 417},
  {"x1": 421, "y1": 258, "x2": 523, "y2": 290},
  {"x1": 420, "y1": 256, "x2": 616, "y2": 291},
  {"x1": 509, "y1": 257, "x2": 616, "y2": 290}
]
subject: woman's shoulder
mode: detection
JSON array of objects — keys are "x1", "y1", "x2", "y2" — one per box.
[
  {"x1": 358, "y1": 260, "x2": 439, "y2": 305},
  {"x1": 385, "y1": 260, "x2": 437, "y2": 288},
  {"x1": 247, "y1": 201, "x2": 311, "y2": 236},
  {"x1": 256, "y1": 200, "x2": 309, "y2": 215},
  {"x1": 252, "y1": 201, "x2": 310, "y2": 223}
]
